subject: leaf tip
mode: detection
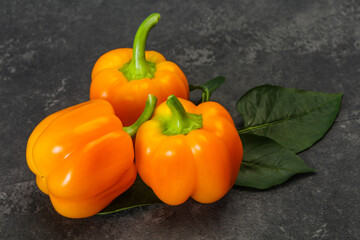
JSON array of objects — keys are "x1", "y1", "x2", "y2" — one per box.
[{"x1": 308, "y1": 167, "x2": 317, "y2": 173}]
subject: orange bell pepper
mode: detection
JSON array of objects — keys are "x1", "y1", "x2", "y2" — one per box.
[
  {"x1": 26, "y1": 95, "x2": 157, "y2": 218},
  {"x1": 90, "y1": 13, "x2": 189, "y2": 127},
  {"x1": 135, "y1": 95, "x2": 243, "y2": 205}
]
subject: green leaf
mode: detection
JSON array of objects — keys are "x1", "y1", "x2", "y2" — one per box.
[
  {"x1": 235, "y1": 134, "x2": 315, "y2": 189},
  {"x1": 237, "y1": 85, "x2": 342, "y2": 153},
  {"x1": 98, "y1": 177, "x2": 162, "y2": 215},
  {"x1": 189, "y1": 76, "x2": 226, "y2": 102}
]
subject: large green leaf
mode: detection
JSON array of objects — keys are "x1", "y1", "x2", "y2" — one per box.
[
  {"x1": 237, "y1": 85, "x2": 342, "y2": 153},
  {"x1": 98, "y1": 177, "x2": 162, "y2": 215},
  {"x1": 236, "y1": 134, "x2": 315, "y2": 189}
]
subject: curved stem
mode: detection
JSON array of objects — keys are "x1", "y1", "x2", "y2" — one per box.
[
  {"x1": 123, "y1": 94, "x2": 158, "y2": 137},
  {"x1": 189, "y1": 76, "x2": 226, "y2": 103},
  {"x1": 120, "y1": 13, "x2": 160, "y2": 80},
  {"x1": 162, "y1": 95, "x2": 202, "y2": 136},
  {"x1": 132, "y1": 13, "x2": 160, "y2": 71}
]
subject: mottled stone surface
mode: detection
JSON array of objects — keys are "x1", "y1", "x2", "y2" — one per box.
[{"x1": 1, "y1": 0, "x2": 359, "y2": 239}]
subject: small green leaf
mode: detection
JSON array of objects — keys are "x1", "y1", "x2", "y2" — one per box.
[
  {"x1": 98, "y1": 177, "x2": 162, "y2": 215},
  {"x1": 235, "y1": 134, "x2": 315, "y2": 189},
  {"x1": 190, "y1": 76, "x2": 226, "y2": 102},
  {"x1": 237, "y1": 85, "x2": 342, "y2": 153}
]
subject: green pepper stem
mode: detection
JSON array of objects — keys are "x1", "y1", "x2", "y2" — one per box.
[
  {"x1": 123, "y1": 94, "x2": 158, "y2": 137},
  {"x1": 120, "y1": 13, "x2": 160, "y2": 80},
  {"x1": 162, "y1": 95, "x2": 202, "y2": 136}
]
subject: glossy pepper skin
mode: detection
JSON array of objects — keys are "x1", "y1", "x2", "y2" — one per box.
[
  {"x1": 90, "y1": 13, "x2": 189, "y2": 127},
  {"x1": 26, "y1": 96, "x2": 157, "y2": 218},
  {"x1": 135, "y1": 95, "x2": 243, "y2": 205}
]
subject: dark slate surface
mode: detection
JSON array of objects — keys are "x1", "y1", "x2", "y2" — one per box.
[{"x1": 1, "y1": 0, "x2": 359, "y2": 239}]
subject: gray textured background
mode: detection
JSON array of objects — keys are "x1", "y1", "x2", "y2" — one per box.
[{"x1": 1, "y1": 0, "x2": 359, "y2": 239}]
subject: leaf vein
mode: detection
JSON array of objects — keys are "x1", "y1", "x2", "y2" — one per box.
[
  {"x1": 242, "y1": 161, "x2": 303, "y2": 173},
  {"x1": 238, "y1": 97, "x2": 339, "y2": 134}
]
